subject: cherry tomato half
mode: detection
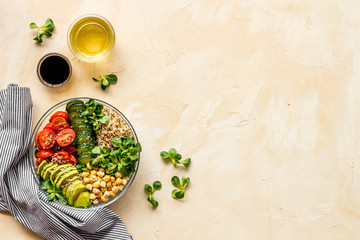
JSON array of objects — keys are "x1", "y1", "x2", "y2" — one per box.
[
  {"x1": 44, "y1": 122, "x2": 56, "y2": 131},
  {"x1": 50, "y1": 111, "x2": 68, "y2": 122},
  {"x1": 55, "y1": 128, "x2": 75, "y2": 147},
  {"x1": 62, "y1": 145, "x2": 77, "y2": 154},
  {"x1": 52, "y1": 117, "x2": 70, "y2": 131},
  {"x1": 69, "y1": 154, "x2": 77, "y2": 165},
  {"x1": 36, "y1": 149, "x2": 54, "y2": 158},
  {"x1": 35, "y1": 157, "x2": 48, "y2": 167},
  {"x1": 51, "y1": 151, "x2": 70, "y2": 165},
  {"x1": 37, "y1": 129, "x2": 56, "y2": 149}
]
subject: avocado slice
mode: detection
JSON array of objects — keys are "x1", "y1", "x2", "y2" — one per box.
[
  {"x1": 74, "y1": 192, "x2": 91, "y2": 208},
  {"x1": 42, "y1": 164, "x2": 58, "y2": 180},
  {"x1": 56, "y1": 170, "x2": 79, "y2": 189},
  {"x1": 66, "y1": 182, "x2": 86, "y2": 206},
  {"x1": 62, "y1": 178, "x2": 82, "y2": 195},
  {"x1": 50, "y1": 164, "x2": 72, "y2": 182},
  {"x1": 40, "y1": 163, "x2": 55, "y2": 178},
  {"x1": 54, "y1": 166, "x2": 76, "y2": 185},
  {"x1": 37, "y1": 160, "x2": 48, "y2": 175}
]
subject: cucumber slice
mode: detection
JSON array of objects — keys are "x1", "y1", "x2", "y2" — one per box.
[
  {"x1": 66, "y1": 100, "x2": 84, "y2": 112},
  {"x1": 68, "y1": 110, "x2": 84, "y2": 120},
  {"x1": 68, "y1": 103, "x2": 86, "y2": 113},
  {"x1": 74, "y1": 124, "x2": 93, "y2": 133},
  {"x1": 77, "y1": 142, "x2": 96, "y2": 156},
  {"x1": 76, "y1": 135, "x2": 94, "y2": 145}
]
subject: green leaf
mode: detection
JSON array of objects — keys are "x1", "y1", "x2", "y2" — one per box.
[
  {"x1": 171, "y1": 189, "x2": 184, "y2": 199},
  {"x1": 29, "y1": 23, "x2": 37, "y2": 29},
  {"x1": 153, "y1": 181, "x2": 162, "y2": 191},
  {"x1": 182, "y1": 177, "x2": 190, "y2": 189},
  {"x1": 47, "y1": 193, "x2": 55, "y2": 201},
  {"x1": 151, "y1": 200, "x2": 159, "y2": 208},
  {"x1": 180, "y1": 158, "x2": 191, "y2": 168},
  {"x1": 168, "y1": 148, "x2": 177, "y2": 156},
  {"x1": 92, "y1": 146, "x2": 101, "y2": 155},
  {"x1": 107, "y1": 74, "x2": 118, "y2": 84},
  {"x1": 40, "y1": 180, "x2": 51, "y2": 190},
  {"x1": 111, "y1": 137, "x2": 122, "y2": 148},
  {"x1": 92, "y1": 77, "x2": 100, "y2": 82},
  {"x1": 58, "y1": 196, "x2": 68, "y2": 205},
  {"x1": 160, "y1": 151, "x2": 169, "y2": 159},
  {"x1": 100, "y1": 84, "x2": 107, "y2": 91},
  {"x1": 174, "y1": 153, "x2": 182, "y2": 161},
  {"x1": 171, "y1": 176, "x2": 181, "y2": 188},
  {"x1": 144, "y1": 184, "x2": 152, "y2": 193},
  {"x1": 99, "y1": 115, "x2": 110, "y2": 124}
]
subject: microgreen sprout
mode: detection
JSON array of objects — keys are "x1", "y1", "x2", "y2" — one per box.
[
  {"x1": 171, "y1": 176, "x2": 190, "y2": 199},
  {"x1": 160, "y1": 148, "x2": 191, "y2": 168},
  {"x1": 81, "y1": 99, "x2": 110, "y2": 131},
  {"x1": 144, "y1": 181, "x2": 162, "y2": 208},
  {"x1": 92, "y1": 74, "x2": 118, "y2": 91},
  {"x1": 40, "y1": 180, "x2": 67, "y2": 205},
  {"x1": 29, "y1": 18, "x2": 55, "y2": 43}
]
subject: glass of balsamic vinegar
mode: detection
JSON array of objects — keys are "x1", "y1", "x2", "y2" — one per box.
[{"x1": 37, "y1": 53, "x2": 72, "y2": 88}]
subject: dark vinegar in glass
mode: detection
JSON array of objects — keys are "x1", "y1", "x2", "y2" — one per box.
[{"x1": 39, "y1": 55, "x2": 70, "y2": 85}]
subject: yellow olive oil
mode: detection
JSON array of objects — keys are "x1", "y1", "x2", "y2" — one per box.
[{"x1": 68, "y1": 15, "x2": 115, "y2": 62}]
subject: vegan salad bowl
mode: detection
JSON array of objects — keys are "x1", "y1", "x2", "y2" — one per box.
[{"x1": 29, "y1": 97, "x2": 141, "y2": 209}]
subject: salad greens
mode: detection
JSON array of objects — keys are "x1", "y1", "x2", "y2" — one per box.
[
  {"x1": 171, "y1": 176, "x2": 190, "y2": 199},
  {"x1": 29, "y1": 18, "x2": 55, "y2": 43},
  {"x1": 81, "y1": 99, "x2": 110, "y2": 131},
  {"x1": 144, "y1": 181, "x2": 162, "y2": 209},
  {"x1": 90, "y1": 136, "x2": 141, "y2": 177},
  {"x1": 92, "y1": 74, "x2": 118, "y2": 91},
  {"x1": 40, "y1": 180, "x2": 67, "y2": 205},
  {"x1": 160, "y1": 148, "x2": 191, "y2": 168}
]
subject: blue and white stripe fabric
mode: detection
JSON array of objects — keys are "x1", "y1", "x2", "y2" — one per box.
[{"x1": 0, "y1": 84, "x2": 133, "y2": 240}]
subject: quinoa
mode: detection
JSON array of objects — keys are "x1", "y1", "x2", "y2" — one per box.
[{"x1": 96, "y1": 106, "x2": 133, "y2": 149}]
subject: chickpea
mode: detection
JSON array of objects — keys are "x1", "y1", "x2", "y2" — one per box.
[
  {"x1": 92, "y1": 188, "x2": 100, "y2": 194},
  {"x1": 101, "y1": 195, "x2": 109, "y2": 202},
  {"x1": 122, "y1": 179, "x2": 128, "y2": 185},
  {"x1": 100, "y1": 181, "x2": 107, "y2": 188},
  {"x1": 99, "y1": 168, "x2": 105, "y2": 173},
  {"x1": 93, "y1": 199, "x2": 99, "y2": 205},
  {"x1": 93, "y1": 181, "x2": 100, "y2": 188},
  {"x1": 106, "y1": 182, "x2": 112, "y2": 188},
  {"x1": 115, "y1": 172, "x2": 122, "y2": 179},
  {"x1": 107, "y1": 186, "x2": 113, "y2": 191},
  {"x1": 83, "y1": 177, "x2": 91, "y2": 184},
  {"x1": 86, "y1": 162, "x2": 92, "y2": 170},
  {"x1": 81, "y1": 172, "x2": 89, "y2": 178},
  {"x1": 97, "y1": 172, "x2": 105, "y2": 178},
  {"x1": 105, "y1": 169, "x2": 110, "y2": 174},
  {"x1": 109, "y1": 191, "x2": 115, "y2": 197},
  {"x1": 90, "y1": 175, "x2": 97, "y2": 182},
  {"x1": 100, "y1": 187, "x2": 107, "y2": 192},
  {"x1": 91, "y1": 170, "x2": 97, "y2": 176},
  {"x1": 94, "y1": 167, "x2": 99, "y2": 171},
  {"x1": 96, "y1": 192, "x2": 103, "y2": 198},
  {"x1": 119, "y1": 185, "x2": 124, "y2": 191},
  {"x1": 103, "y1": 175, "x2": 111, "y2": 182},
  {"x1": 90, "y1": 193, "x2": 96, "y2": 200},
  {"x1": 86, "y1": 184, "x2": 93, "y2": 191},
  {"x1": 115, "y1": 178, "x2": 122, "y2": 185},
  {"x1": 104, "y1": 191, "x2": 111, "y2": 198},
  {"x1": 112, "y1": 186, "x2": 119, "y2": 193},
  {"x1": 110, "y1": 176, "x2": 115, "y2": 183}
]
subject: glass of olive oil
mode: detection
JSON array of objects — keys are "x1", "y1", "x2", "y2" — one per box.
[{"x1": 67, "y1": 14, "x2": 115, "y2": 62}]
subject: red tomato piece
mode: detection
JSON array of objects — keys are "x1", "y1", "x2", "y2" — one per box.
[
  {"x1": 62, "y1": 145, "x2": 77, "y2": 154},
  {"x1": 36, "y1": 149, "x2": 54, "y2": 158},
  {"x1": 55, "y1": 128, "x2": 76, "y2": 147},
  {"x1": 35, "y1": 132, "x2": 43, "y2": 149},
  {"x1": 44, "y1": 122, "x2": 56, "y2": 131},
  {"x1": 69, "y1": 154, "x2": 77, "y2": 166},
  {"x1": 49, "y1": 111, "x2": 68, "y2": 122},
  {"x1": 38, "y1": 129, "x2": 56, "y2": 149},
  {"x1": 36, "y1": 158, "x2": 48, "y2": 167},
  {"x1": 52, "y1": 117, "x2": 70, "y2": 131},
  {"x1": 51, "y1": 151, "x2": 70, "y2": 165}
]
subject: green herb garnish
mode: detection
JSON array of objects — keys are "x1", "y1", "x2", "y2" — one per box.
[
  {"x1": 76, "y1": 164, "x2": 89, "y2": 173},
  {"x1": 144, "y1": 181, "x2": 162, "y2": 208},
  {"x1": 29, "y1": 18, "x2": 55, "y2": 43},
  {"x1": 171, "y1": 176, "x2": 190, "y2": 199},
  {"x1": 90, "y1": 137, "x2": 141, "y2": 177},
  {"x1": 40, "y1": 180, "x2": 67, "y2": 205},
  {"x1": 160, "y1": 148, "x2": 191, "y2": 168},
  {"x1": 81, "y1": 99, "x2": 110, "y2": 131},
  {"x1": 92, "y1": 74, "x2": 118, "y2": 91}
]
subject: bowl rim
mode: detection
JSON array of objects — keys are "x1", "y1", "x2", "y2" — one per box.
[{"x1": 29, "y1": 97, "x2": 140, "y2": 210}]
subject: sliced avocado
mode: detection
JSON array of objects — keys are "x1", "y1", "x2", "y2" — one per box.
[
  {"x1": 56, "y1": 170, "x2": 79, "y2": 189},
  {"x1": 62, "y1": 178, "x2": 82, "y2": 195},
  {"x1": 74, "y1": 192, "x2": 91, "y2": 208},
  {"x1": 50, "y1": 164, "x2": 72, "y2": 182},
  {"x1": 54, "y1": 166, "x2": 76, "y2": 185},
  {"x1": 66, "y1": 182, "x2": 86, "y2": 206},
  {"x1": 42, "y1": 164, "x2": 58, "y2": 180},
  {"x1": 40, "y1": 163, "x2": 55, "y2": 178},
  {"x1": 37, "y1": 160, "x2": 48, "y2": 175}
]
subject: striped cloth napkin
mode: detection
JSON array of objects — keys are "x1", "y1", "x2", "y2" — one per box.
[{"x1": 0, "y1": 84, "x2": 134, "y2": 240}]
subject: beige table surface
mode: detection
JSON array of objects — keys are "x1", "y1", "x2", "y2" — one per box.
[{"x1": 1, "y1": 0, "x2": 360, "y2": 239}]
